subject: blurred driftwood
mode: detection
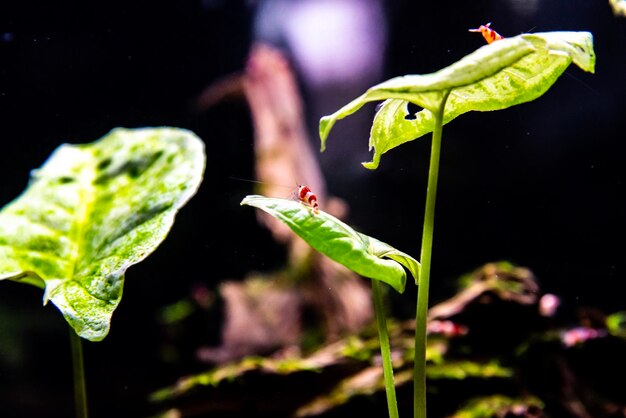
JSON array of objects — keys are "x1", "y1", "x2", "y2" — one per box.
[
  {"x1": 157, "y1": 262, "x2": 626, "y2": 418},
  {"x1": 197, "y1": 44, "x2": 372, "y2": 363},
  {"x1": 428, "y1": 262, "x2": 539, "y2": 321}
]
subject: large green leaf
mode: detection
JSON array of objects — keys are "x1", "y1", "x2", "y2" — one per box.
[
  {"x1": 241, "y1": 195, "x2": 419, "y2": 293},
  {"x1": 319, "y1": 31, "x2": 595, "y2": 169},
  {"x1": 0, "y1": 127, "x2": 205, "y2": 341}
]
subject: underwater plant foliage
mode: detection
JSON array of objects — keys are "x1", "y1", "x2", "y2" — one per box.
[
  {"x1": 319, "y1": 31, "x2": 595, "y2": 169},
  {"x1": 241, "y1": 195, "x2": 419, "y2": 293},
  {"x1": 0, "y1": 127, "x2": 205, "y2": 341}
]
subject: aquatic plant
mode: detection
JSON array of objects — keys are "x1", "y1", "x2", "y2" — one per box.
[
  {"x1": 243, "y1": 28, "x2": 595, "y2": 418},
  {"x1": 0, "y1": 127, "x2": 205, "y2": 417}
]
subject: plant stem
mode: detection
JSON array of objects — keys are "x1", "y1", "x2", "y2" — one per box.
[
  {"x1": 372, "y1": 279, "x2": 399, "y2": 418},
  {"x1": 413, "y1": 90, "x2": 450, "y2": 418},
  {"x1": 69, "y1": 327, "x2": 89, "y2": 418}
]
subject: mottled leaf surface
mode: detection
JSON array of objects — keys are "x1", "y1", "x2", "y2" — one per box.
[
  {"x1": 0, "y1": 128, "x2": 205, "y2": 341},
  {"x1": 241, "y1": 195, "x2": 419, "y2": 293},
  {"x1": 319, "y1": 31, "x2": 595, "y2": 169}
]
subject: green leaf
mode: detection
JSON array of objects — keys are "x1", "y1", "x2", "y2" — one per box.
[
  {"x1": 319, "y1": 31, "x2": 595, "y2": 169},
  {"x1": 0, "y1": 127, "x2": 205, "y2": 341},
  {"x1": 240, "y1": 195, "x2": 419, "y2": 293},
  {"x1": 610, "y1": 0, "x2": 626, "y2": 17}
]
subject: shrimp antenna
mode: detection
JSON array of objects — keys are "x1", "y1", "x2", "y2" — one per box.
[
  {"x1": 228, "y1": 176, "x2": 293, "y2": 189},
  {"x1": 228, "y1": 176, "x2": 266, "y2": 185}
]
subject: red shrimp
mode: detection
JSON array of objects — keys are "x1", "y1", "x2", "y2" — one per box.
[
  {"x1": 297, "y1": 184, "x2": 319, "y2": 214},
  {"x1": 469, "y1": 22, "x2": 504, "y2": 44}
]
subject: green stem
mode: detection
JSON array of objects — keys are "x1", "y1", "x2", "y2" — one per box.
[
  {"x1": 69, "y1": 327, "x2": 89, "y2": 418},
  {"x1": 413, "y1": 90, "x2": 450, "y2": 418},
  {"x1": 372, "y1": 279, "x2": 399, "y2": 418}
]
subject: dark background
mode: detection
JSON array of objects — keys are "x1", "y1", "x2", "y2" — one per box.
[{"x1": 0, "y1": 1, "x2": 624, "y2": 417}]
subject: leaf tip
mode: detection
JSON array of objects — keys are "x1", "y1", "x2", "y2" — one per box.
[
  {"x1": 319, "y1": 116, "x2": 334, "y2": 152},
  {"x1": 240, "y1": 195, "x2": 264, "y2": 208},
  {"x1": 42, "y1": 278, "x2": 63, "y2": 306},
  {"x1": 584, "y1": 31, "x2": 596, "y2": 66},
  {"x1": 393, "y1": 279, "x2": 407, "y2": 294},
  {"x1": 361, "y1": 152, "x2": 381, "y2": 170},
  {"x1": 574, "y1": 31, "x2": 596, "y2": 74},
  {"x1": 361, "y1": 161, "x2": 377, "y2": 170}
]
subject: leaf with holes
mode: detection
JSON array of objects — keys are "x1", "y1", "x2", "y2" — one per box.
[
  {"x1": 0, "y1": 127, "x2": 205, "y2": 341},
  {"x1": 319, "y1": 31, "x2": 595, "y2": 169},
  {"x1": 241, "y1": 195, "x2": 419, "y2": 293}
]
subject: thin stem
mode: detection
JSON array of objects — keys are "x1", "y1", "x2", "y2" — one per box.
[
  {"x1": 413, "y1": 90, "x2": 451, "y2": 418},
  {"x1": 69, "y1": 327, "x2": 89, "y2": 418},
  {"x1": 372, "y1": 279, "x2": 399, "y2": 418}
]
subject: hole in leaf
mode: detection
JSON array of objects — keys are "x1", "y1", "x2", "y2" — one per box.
[{"x1": 404, "y1": 101, "x2": 423, "y2": 120}]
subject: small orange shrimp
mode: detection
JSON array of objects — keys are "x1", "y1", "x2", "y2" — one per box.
[
  {"x1": 469, "y1": 22, "x2": 504, "y2": 44},
  {"x1": 297, "y1": 184, "x2": 319, "y2": 214}
]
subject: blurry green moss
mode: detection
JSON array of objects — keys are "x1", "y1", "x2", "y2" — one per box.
[
  {"x1": 450, "y1": 394, "x2": 543, "y2": 418},
  {"x1": 427, "y1": 360, "x2": 513, "y2": 380},
  {"x1": 160, "y1": 300, "x2": 195, "y2": 325},
  {"x1": 606, "y1": 311, "x2": 626, "y2": 338}
]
